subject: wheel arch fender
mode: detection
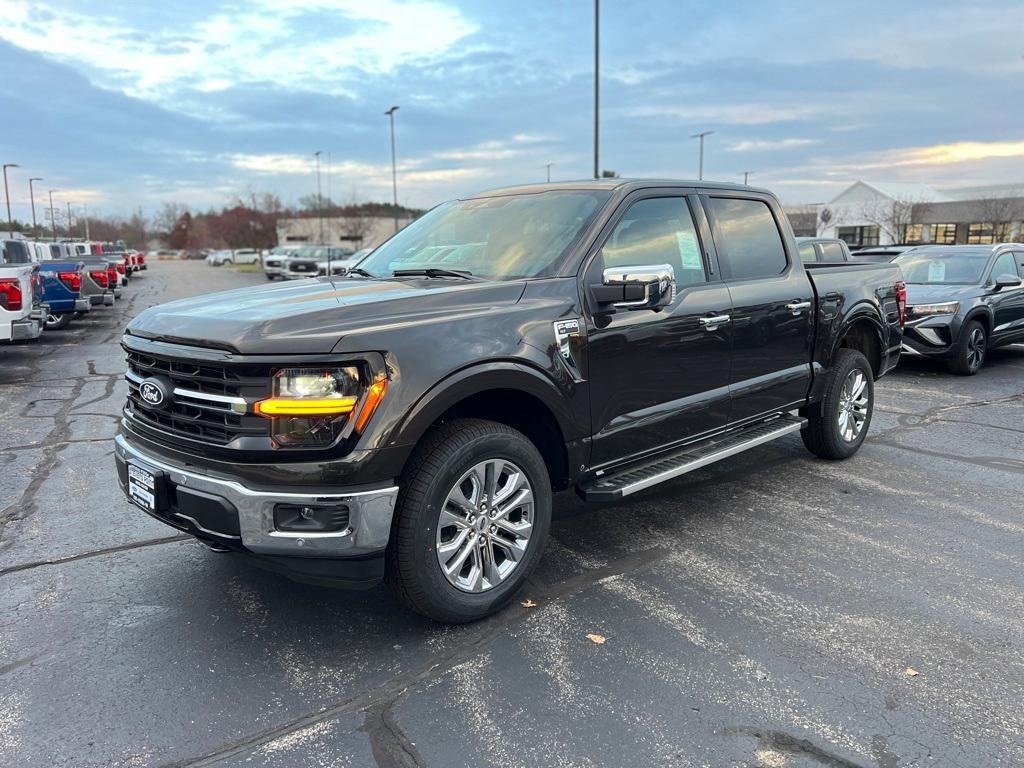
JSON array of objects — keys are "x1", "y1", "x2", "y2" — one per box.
[
  {"x1": 391, "y1": 361, "x2": 579, "y2": 450},
  {"x1": 829, "y1": 305, "x2": 885, "y2": 375}
]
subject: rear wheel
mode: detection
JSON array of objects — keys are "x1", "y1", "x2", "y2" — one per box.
[
  {"x1": 801, "y1": 348, "x2": 874, "y2": 460},
  {"x1": 45, "y1": 312, "x2": 73, "y2": 331},
  {"x1": 387, "y1": 418, "x2": 551, "y2": 623},
  {"x1": 947, "y1": 320, "x2": 986, "y2": 375}
]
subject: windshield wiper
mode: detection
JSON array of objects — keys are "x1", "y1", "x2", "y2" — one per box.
[
  {"x1": 392, "y1": 268, "x2": 474, "y2": 280},
  {"x1": 346, "y1": 267, "x2": 375, "y2": 277}
]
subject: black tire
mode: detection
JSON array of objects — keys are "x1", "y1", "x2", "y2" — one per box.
[
  {"x1": 801, "y1": 348, "x2": 874, "y2": 460},
  {"x1": 44, "y1": 313, "x2": 73, "y2": 331},
  {"x1": 265, "y1": 274, "x2": 276, "y2": 280},
  {"x1": 386, "y1": 418, "x2": 552, "y2": 623},
  {"x1": 947, "y1": 320, "x2": 986, "y2": 376}
]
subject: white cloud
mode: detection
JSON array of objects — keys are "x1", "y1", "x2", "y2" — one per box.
[
  {"x1": 0, "y1": 0, "x2": 478, "y2": 105},
  {"x1": 622, "y1": 103, "x2": 834, "y2": 126},
  {"x1": 728, "y1": 138, "x2": 819, "y2": 152}
]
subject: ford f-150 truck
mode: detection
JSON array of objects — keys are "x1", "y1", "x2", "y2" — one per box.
[
  {"x1": 1, "y1": 243, "x2": 45, "y2": 343},
  {"x1": 115, "y1": 180, "x2": 906, "y2": 622}
]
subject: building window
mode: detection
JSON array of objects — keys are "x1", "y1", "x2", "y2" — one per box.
[
  {"x1": 930, "y1": 224, "x2": 958, "y2": 244},
  {"x1": 903, "y1": 224, "x2": 924, "y2": 244},
  {"x1": 994, "y1": 222, "x2": 1012, "y2": 242},
  {"x1": 967, "y1": 222, "x2": 995, "y2": 244},
  {"x1": 836, "y1": 225, "x2": 880, "y2": 247}
]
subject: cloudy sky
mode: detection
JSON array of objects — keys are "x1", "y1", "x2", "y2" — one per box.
[{"x1": 1, "y1": 0, "x2": 1023, "y2": 219}]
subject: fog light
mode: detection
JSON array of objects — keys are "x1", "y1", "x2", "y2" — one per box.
[{"x1": 274, "y1": 503, "x2": 350, "y2": 533}]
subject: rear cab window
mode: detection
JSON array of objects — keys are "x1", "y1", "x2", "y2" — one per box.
[
  {"x1": 704, "y1": 197, "x2": 788, "y2": 280},
  {"x1": 819, "y1": 242, "x2": 847, "y2": 262},
  {"x1": 798, "y1": 242, "x2": 818, "y2": 263}
]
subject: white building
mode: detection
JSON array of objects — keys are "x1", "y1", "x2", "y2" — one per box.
[
  {"x1": 814, "y1": 181, "x2": 1024, "y2": 247},
  {"x1": 276, "y1": 214, "x2": 416, "y2": 250}
]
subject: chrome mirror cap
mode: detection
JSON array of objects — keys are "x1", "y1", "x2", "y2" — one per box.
[{"x1": 601, "y1": 263, "x2": 676, "y2": 310}]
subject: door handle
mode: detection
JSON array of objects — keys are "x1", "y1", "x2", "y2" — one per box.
[
  {"x1": 699, "y1": 314, "x2": 731, "y2": 329},
  {"x1": 785, "y1": 301, "x2": 812, "y2": 314}
]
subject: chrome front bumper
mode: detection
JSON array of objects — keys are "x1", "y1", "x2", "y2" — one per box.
[{"x1": 114, "y1": 434, "x2": 398, "y2": 558}]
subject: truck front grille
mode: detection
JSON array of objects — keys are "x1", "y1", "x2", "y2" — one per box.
[{"x1": 125, "y1": 349, "x2": 269, "y2": 448}]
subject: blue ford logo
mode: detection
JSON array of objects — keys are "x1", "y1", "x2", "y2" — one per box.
[{"x1": 139, "y1": 377, "x2": 172, "y2": 409}]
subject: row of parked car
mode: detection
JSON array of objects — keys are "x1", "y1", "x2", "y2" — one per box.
[
  {"x1": 0, "y1": 236, "x2": 145, "y2": 343},
  {"x1": 258, "y1": 245, "x2": 373, "y2": 281},
  {"x1": 799, "y1": 236, "x2": 1024, "y2": 375}
]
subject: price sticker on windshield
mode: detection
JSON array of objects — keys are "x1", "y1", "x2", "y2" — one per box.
[{"x1": 927, "y1": 261, "x2": 946, "y2": 282}]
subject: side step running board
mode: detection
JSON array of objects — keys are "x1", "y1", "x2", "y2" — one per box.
[{"x1": 579, "y1": 414, "x2": 806, "y2": 502}]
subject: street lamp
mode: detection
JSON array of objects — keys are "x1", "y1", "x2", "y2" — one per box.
[
  {"x1": 385, "y1": 106, "x2": 399, "y2": 233},
  {"x1": 66, "y1": 201, "x2": 73, "y2": 237},
  {"x1": 29, "y1": 177, "x2": 42, "y2": 231},
  {"x1": 48, "y1": 189, "x2": 57, "y2": 242},
  {"x1": 544, "y1": 163, "x2": 555, "y2": 183},
  {"x1": 313, "y1": 150, "x2": 323, "y2": 244},
  {"x1": 690, "y1": 131, "x2": 713, "y2": 180},
  {"x1": 742, "y1": 171, "x2": 753, "y2": 185},
  {"x1": 593, "y1": 0, "x2": 600, "y2": 179},
  {"x1": 2, "y1": 163, "x2": 18, "y2": 234}
]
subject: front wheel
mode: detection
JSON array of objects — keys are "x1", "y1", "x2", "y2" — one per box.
[
  {"x1": 801, "y1": 348, "x2": 874, "y2": 460},
  {"x1": 947, "y1": 320, "x2": 986, "y2": 376},
  {"x1": 45, "y1": 313, "x2": 73, "y2": 331},
  {"x1": 386, "y1": 418, "x2": 552, "y2": 623}
]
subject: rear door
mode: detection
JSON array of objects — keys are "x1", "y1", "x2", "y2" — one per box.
[
  {"x1": 585, "y1": 190, "x2": 734, "y2": 468},
  {"x1": 700, "y1": 193, "x2": 814, "y2": 423}
]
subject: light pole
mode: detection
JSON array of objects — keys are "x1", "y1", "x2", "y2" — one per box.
[
  {"x1": 29, "y1": 177, "x2": 42, "y2": 232},
  {"x1": 690, "y1": 131, "x2": 713, "y2": 180},
  {"x1": 313, "y1": 150, "x2": 323, "y2": 244},
  {"x1": 544, "y1": 163, "x2": 554, "y2": 183},
  {"x1": 2, "y1": 163, "x2": 18, "y2": 234},
  {"x1": 83, "y1": 202, "x2": 90, "y2": 240},
  {"x1": 593, "y1": 0, "x2": 600, "y2": 179},
  {"x1": 48, "y1": 189, "x2": 57, "y2": 241},
  {"x1": 385, "y1": 106, "x2": 400, "y2": 233},
  {"x1": 742, "y1": 171, "x2": 753, "y2": 185},
  {"x1": 66, "y1": 201, "x2": 73, "y2": 237}
]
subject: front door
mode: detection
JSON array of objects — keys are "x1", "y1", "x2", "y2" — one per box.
[
  {"x1": 989, "y1": 250, "x2": 1024, "y2": 344},
  {"x1": 585, "y1": 193, "x2": 734, "y2": 469},
  {"x1": 701, "y1": 194, "x2": 814, "y2": 422}
]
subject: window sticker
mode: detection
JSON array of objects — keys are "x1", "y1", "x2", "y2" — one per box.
[
  {"x1": 927, "y1": 261, "x2": 946, "y2": 282},
  {"x1": 676, "y1": 230, "x2": 703, "y2": 270}
]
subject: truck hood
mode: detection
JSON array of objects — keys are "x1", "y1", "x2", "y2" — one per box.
[
  {"x1": 127, "y1": 276, "x2": 527, "y2": 354},
  {"x1": 904, "y1": 284, "x2": 979, "y2": 306}
]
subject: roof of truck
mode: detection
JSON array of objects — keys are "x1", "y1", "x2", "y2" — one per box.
[{"x1": 467, "y1": 178, "x2": 771, "y2": 198}]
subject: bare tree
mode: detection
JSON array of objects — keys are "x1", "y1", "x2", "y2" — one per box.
[
  {"x1": 857, "y1": 195, "x2": 927, "y2": 244},
  {"x1": 153, "y1": 202, "x2": 189, "y2": 238},
  {"x1": 972, "y1": 192, "x2": 1024, "y2": 241}
]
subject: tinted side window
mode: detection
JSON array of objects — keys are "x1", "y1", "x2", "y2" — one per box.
[
  {"x1": 991, "y1": 251, "x2": 1017, "y2": 280},
  {"x1": 820, "y1": 242, "x2": 846, "y2": 262},
  {"x1": 1015, "y1": 252, "x2": 1024, "y2": 278},
  {"x1": 798, "y1": 243, "x2": 818, "y2": 263},
  {"x1": 600, "y1": 197, "x2": 707, "y2": 287},
  {"x1": 706, "y1": 197, "x2": 787, "y2": 280}
]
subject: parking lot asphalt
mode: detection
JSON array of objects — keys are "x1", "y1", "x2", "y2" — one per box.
[{"x1": 1, "y1": 260, "x2": 1022, "y2": 768}]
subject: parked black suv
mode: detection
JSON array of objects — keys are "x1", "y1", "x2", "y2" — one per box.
[
  {"x1": 894, "y1": 244, "x2": 1024, "y2": 374},
  {"x1": 115, "y1": 180, "x2": 905, "y2": 622}
]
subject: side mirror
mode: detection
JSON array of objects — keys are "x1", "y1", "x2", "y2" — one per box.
[
  {"x1": 994, "y1": 273, "x2": 1022, "y2": 290},
  {"x1": 593, "y1": 263, "x2": 676, "y2": 311}
]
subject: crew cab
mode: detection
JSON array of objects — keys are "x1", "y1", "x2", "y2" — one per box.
[
  {"x1": 23, "y1": 242, "x2": 91, "y2": 330},
  {"x1": 115, "y1": 180, "x2": 905, "y2": 622},
  {"x1": 1, "y1": 242, "x2": 45, "y2": 343}
]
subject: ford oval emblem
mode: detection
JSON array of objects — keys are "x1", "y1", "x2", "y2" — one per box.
[{"x1": 138, "y1": 377, "x2": 173, "y2": 409}]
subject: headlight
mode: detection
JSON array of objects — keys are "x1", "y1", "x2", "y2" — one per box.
[
  {"x1": 907, "y1": 302, "x2": 959, "y2": 317},
  {"x1": 255, "y1": 366, "x2": 387, "y2": 447}
]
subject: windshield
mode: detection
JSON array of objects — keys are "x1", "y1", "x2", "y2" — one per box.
[
  {"x1": 893, "y1": 249, "x2": 989, "y2": 285},
  {"x1": 357, "y1": 190, "x2": 611, "y2": 279},
  {"x1": 294, "y1": 246, "x2": 327, "y2": 260}
]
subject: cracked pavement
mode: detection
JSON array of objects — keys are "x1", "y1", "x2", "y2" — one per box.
[{"x1": 2, "y1": 261, "x2": 1023, "y2": 767}]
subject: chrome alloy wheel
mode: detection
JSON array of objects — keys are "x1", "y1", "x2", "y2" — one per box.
[
  {"x1": 837, "y1": 368, "x2": 870, "y2": 442},
  {"x1": 966, "y1": 327, "x2": 986, "y2": 371},
  {"x1": 435, "y1": 459, "x2": 534, "y2": 593}
]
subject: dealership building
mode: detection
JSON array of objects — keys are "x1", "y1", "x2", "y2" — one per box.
[{"x1": 788, "y1": 181, "x2": 1024, "y2": 247}]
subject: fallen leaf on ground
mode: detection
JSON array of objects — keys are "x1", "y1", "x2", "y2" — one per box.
[
  {"x1": 520, "y1": 599, "x2": 537, "y2": 608},
  {"x1": 905, "y1": 667, "x2": 919, "y2": 677},
  {"x1": 586, "y1": 633, "x2": 607, "y2": 644}
]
